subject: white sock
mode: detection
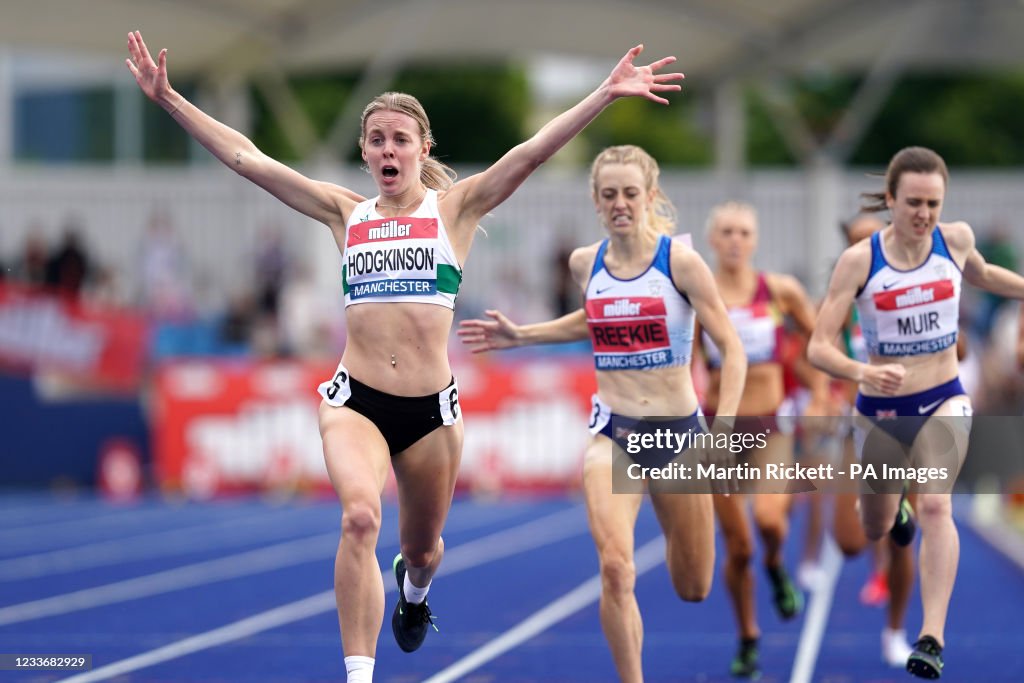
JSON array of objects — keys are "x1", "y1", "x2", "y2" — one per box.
[
  {"x1": 345, "y1": 655, "x2": 374, "y2": 683},
  {"x1": 404, "y1": 572, "x2": 431, "y2": 604}
]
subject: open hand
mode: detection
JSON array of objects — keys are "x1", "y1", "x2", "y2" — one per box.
[
  {"x1": 457, "y1": 310, "x2": 521, "y2": 353},
  {"x1": 125, "y1": 31, "x2": 172, "y2": 106},
  {"x1": 603, "y1": 44, "x2": 684, "y2": 105}
]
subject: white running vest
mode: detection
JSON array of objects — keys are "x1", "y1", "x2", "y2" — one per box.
[
  {"x1": 855, "y1": 228, "x2": 961, "y2": 357},
  {"x1": 702, "y1": 272, "x2": 783, "y2": 369},
  {"x1": 342, "y1": 189, "x2": 462, "y2": 308},
  {"x1": 584, "y1": 235, "x2": 696, "y2": 370}
]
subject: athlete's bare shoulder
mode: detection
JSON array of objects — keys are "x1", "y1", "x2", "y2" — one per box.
[
  {"x1": 763, "y1": 271, "x2": 803, "y2": 296},
  {"x1": 828, "y1": 236, "x2": 874, "y2": 294},
  {"x1": 663, "y1": 240, "x2": 704, "y2": 278},
  {"x1": 937, "y1": 220, "x2": 975, "y2": 254},
  {"x1": 841, "y1": 234, "x2": 874, "y2": 266},
  {"x1": 568, "y1": 241, "x2": 603, "y2": 286}
]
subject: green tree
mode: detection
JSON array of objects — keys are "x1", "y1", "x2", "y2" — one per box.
[
  {"x1": 853, "y1": 73, "x2": 1024, "y2": 166},
  {"x1": 578, "y1": 94, "x2": 712, "y2": 165},
  {"x1": 249, "y1": 65, "x2": 529, "y2": 164}
]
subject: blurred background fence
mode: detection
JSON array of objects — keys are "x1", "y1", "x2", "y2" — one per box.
[{"x1": 2, "y1": 0, "x2": 1024, "y2": 508}]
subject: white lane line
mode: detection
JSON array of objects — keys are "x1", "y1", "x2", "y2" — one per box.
[
  {"x1": 789, "y1": 534, "x2": 843, "y2": 683},
  {"x1": 0, "y1": 507, "x2": 328, "y2": 581},
  {"x1": 421, "y1": 535, "x2": 666, "y2": 683},
  {"x1": 0, "y1": 533, "x2": 335, "y2": 626},
  {"x1": 0, "y1": 498, "x2": 517, "y2": 582},
  {"x1": 964, "y1": 504, "x2": 1024, "y2": 572},
  {"x1": 0, "y1": 506, "x2": 196, "y2": 549},
  {"x1": 53, "y1": 504, "x2": 589, "y2": 683},
  {"x1": 0, "y1": 499, "x2": 530, "y2": 625},
  {"x1": 0, "y1": 499, "x2": 110, "y2": 527}
]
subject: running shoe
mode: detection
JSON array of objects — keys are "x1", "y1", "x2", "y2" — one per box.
[
  {"x1": 730, "y1": 637, "x2": 760, "y2": 679},
  {"x1": 890, "y1": 487, "x2": 916, "y2": 547},
  {"x1": 906, "y1": 635, "x2": 943, "y2": 679},
  {"x1": 767, "y1": 565, "x2": 804, "y2": 620},
  {"x1": 859, "y1": 570, "x2": 889, "y2": 607},
  {"x1": 881, "y1": 627, "x2": 913, "y2": 668},
  {"x1": 391, "y1": 553, "x2": 437, "y2": 653},
  {"x1": 797, "y1": 560, "x2": 824, "y2": 592}
]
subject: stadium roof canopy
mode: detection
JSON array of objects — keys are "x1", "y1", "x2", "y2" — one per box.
[
  {"x1": 4, "y1": 0, "x2": 1023, "y2": 81},
  {"x1": 3, "y1": 0, "x2": 1021, "y2": 291},
  {"x1": 7, "y1": 0, "x2": 1022, "y2": 166}
]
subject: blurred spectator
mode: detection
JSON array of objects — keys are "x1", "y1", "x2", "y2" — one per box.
[
  {"x1": 551, "y1": 237, "x2": 578, "y2": 317},
  {"x1": 219, "y1": 289, "x2": 256, "y2": 348},
  {"x1": 254, "y1": 225, "x2": 289, "y2": 319},
  {"x1": 13, "y1": 228, "x2": 50, "y2": 287},
  {"x1": 46, "y1": 223, "x2": 92, "y2": 296},
  {"x1": 1018, "y1": 305, "x2": 1024, "y2": 371},
  {"x1": 139, "y1": 209, "x2": 193, "y2": 319},
  {"x1": 492, "y1": 262, "x2": 548, "y2": 327},
  {"x1": 279, "y1": 262, "x2": 338, "y2": 358},
  {"x1": 973, "y1": 303, "x2": 1024, "y2": 413},
  {"x1": 84, "y1": 264, "x2": 130, "y2": 309},
  {"x1": 972, "y1": 221, "x2": 1018, "y2": 338}
]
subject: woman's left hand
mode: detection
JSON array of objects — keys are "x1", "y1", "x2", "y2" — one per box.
[{"x1": 602, "y1": 44, "x2": 684, "y2": 105}]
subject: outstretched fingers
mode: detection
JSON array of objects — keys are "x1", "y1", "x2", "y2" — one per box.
[
  {"x1": 134, "y1": 31, "x2": 153, "y2": 62},
  {"x1": 647, "y1": 55, "x2": 677, "y2": 72},
  {"x1": 645, "y1": 66, "x2": 684, "y2": 104},
  {"x1": 456, "y1": 320, "x2": 494, "y2": 338},
  {"x1": 653, "y1": 71, "x2": 685, "y2": 83},
  {"x1": 127, "y1": 32, "x2": 149, "y2": 69}
]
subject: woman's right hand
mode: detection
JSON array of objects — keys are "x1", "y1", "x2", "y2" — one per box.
[
  {"x1": 126, "y1": 31, "x2": 174, "y2": 108},
  {"x1": 457, "y1": 310, "x2": 521, "y2": 353},
  {"x1": 859, "y1": 363, "x2": 906, "y2": 396}
]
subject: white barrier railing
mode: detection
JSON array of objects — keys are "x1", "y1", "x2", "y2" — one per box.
[{"x1": 2, "y1": 166, "x2": 1021, "y2": 321}]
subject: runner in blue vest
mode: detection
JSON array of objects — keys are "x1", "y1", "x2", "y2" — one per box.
[
  {"x1": 809, "y1": 146, "x2": 1024, "y2": 679},
  {"x1": 460, "y1": 145, "x2": 746, "y2": 683}
]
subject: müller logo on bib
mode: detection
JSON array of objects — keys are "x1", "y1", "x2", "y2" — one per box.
[
  {"x1": 347, "y1": 217, "x2": 438, "y2": 246},
  {"x1": 587, "y1": 297, "x2": 666, "y2": 319},
  {"x1": 874, "y1": 280, "x2": 954, "y2": 310}
]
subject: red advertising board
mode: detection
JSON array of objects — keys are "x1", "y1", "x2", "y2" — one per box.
[
  {"x1": 0, "y1": 282, "x2": 148, "y2": 389},
  {"x1": 152, "y1": 358, "x2": 596, "y2": 497}
]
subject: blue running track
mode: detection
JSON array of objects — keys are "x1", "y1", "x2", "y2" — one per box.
[{"x1": 0, "y1": 493, "x2": 1020, "y2": 682}]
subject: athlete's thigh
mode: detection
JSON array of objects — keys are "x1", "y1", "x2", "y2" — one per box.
[
  {"x1": 833, "y1": 434, "x2": 869, "y2": 555},
  {"x1": 649, "y1": 488, "x2": 714, "y2": 574},
  {"x1": 583, "y1": 435, "x2": 644, "y2": 558},
  {"x1": 853, "y1": 409, "x2": 904, "y2": 525},
  {"x1": 912, "y1": 394, "x2": 972, "y2": 494},
  {"x1": 319, "y1": 401, "x2": 391, "y2": 504},
  {"x1": 713, "y1": 492, "x2": 753, "y2": 550},
  {"x1": 392, "y1": 418, "x2": 465, "y2": 543},
  {"x1": 750, "y1": 431, "x2": 796, "y2": 505}
]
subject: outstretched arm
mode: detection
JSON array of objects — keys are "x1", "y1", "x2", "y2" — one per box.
[
  {"x1": 945, "y1": 221, "x2": 1024, "y2": 298},
  {"x1": 963, "y1": 250, "x2": 1024, "y2": 298},
  {"x1": 672, "y1": 247, "x2": 746, "y2": 416},
  {"x1": 448, "y1": 45, "x2": 684, "y2": 232},
  {"x1": 125, "y1": 31, "x2": 363, "y2": 227},
  {"x1": 458, "y1": 309, "x2": 589, "y2": 353},
  {"x1": 772, "y1": 273, "x2": 832, "y2": 413},
  {"x1": 808, "y1": 248, "x2": 905, "y2": 395}
]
